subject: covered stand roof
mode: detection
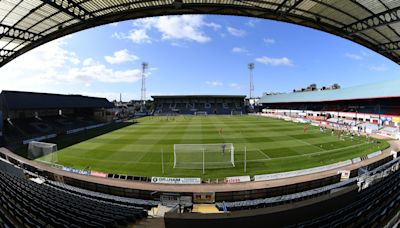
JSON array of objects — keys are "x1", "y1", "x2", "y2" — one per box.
[
  {"x1": 1, "y1": 1, "x2": 400, "y2": 67},
  {"x1": 0, "y1": 90, "x2": 114, "y2": 110},
  {"x1": 258, "y1": 79, "x2": 400, "y2": 104}
]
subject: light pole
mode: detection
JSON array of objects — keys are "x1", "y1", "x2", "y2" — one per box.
[
  {"x1": 248, "y1": 63, "x2": 255, "y2": 100},
  {"x1": 141, "y1": 62, "x2": 148, "y2": 104}
]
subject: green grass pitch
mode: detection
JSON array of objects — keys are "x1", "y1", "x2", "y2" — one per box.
[{"x1": 38, "y1": 115, "x2": 390, "y2": 179}]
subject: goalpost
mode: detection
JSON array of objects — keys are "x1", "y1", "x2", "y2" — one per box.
[
  {"x1": 194, "y1": 111, "x2": 208, "y2": 116},
  {"x1": 173, "y1": 143, "x2": 235, "y2": 170},
  {"x1": 27, "y1": 141, "x2": 58, "y2": 165}
]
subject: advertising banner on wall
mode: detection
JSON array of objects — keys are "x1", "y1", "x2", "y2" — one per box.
[
  {"x1": 151, "y1": 177, "x2": 201, "y2": 184},
  {"x1": 62, "y1": 166, "x2": 91, "y2": 176},
  {"x1": 90, "y1": 171, "x2": 108, "y2": 178},
  {"x1": 392, "y1": 117, "x2": 400, "y2": 123},
  {"x1": 224, "y1": 176, "x2": 251, "y2": 183},
  {"x1": 380, "y1": 116, "x2": 392, "y2": 123}
]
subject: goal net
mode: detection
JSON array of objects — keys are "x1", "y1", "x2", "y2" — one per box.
[
  {"x1": 194, "y1": 111, "x2": 208, "y2": 116},
  {"x1": 27, "y1": 141, "x2": 58, "y2": 164},
  {"x1": 231, "y1": 110, "x2": 243, "y2": 115},
  {"x1": 174, "y1": 143, "x2": 235, "y2": 169}
]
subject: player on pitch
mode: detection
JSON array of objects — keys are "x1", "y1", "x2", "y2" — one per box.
[{"x1": 221, "y1": 144, "x2": 226, "y2": 154}]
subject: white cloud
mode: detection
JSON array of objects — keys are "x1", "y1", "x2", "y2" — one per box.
[
  {"x1": 205, "y1": 22, "x2": 222, "y2": 31},
  {"x1": 0, "y1": 37, "x2": 148, "y2": 93},
  {"x1": 255, "y1": 56, "x2": 293, "y2": 66},
  {"x1": 113, "y1": 29, "x2": 151, "y2": 44},
  {"x1": 60, "y1": 64, "x2": 143, "y2": 83},
  {"x1": 227, "y1": 27, "x2": 246, "y2": 37},
  {"x1": 83, "y1": 58, "x2": 95, "y2": 66},
  {"x1": 246, "y1": 19, "x2": 260, "y2": 27},
  {"x1": 127, "y1": 29, "x2": 151, "y2": 43},
  {"x1": 368, "y1": 65, "x2": 388, "y2": 72},
  {"x1": 345, "y1": 53, "x2": 363, "y2": 60},
  {"x1": 205, "y1": 81, "x2": 223, "y2": 87},
  {"x1": 108, "y1": 22, "x2": 119, "y2": 27},
  {"x1": 264, "y1": 38, "x2": 275, "y2": 44},
  {"x1": 105, "y1": 49, "x2": 139, "y2": 64},
  {"x1": 229, "y1": 83, "x2": 242, "y2": 89},
  {"x1": 170, "y1": 42, "x2": 188, "y2": 48},
  {"x1": 115, "y1": 15, "x2": 219, "y2": 44},
  {"x1": 361, "y1": 50, "x2": 373, "y2": 57},
  {"x1": 232, "y1": 47, "x2": 248, "y2": 53},
  {"x1": 151, "y1": 15, "x2": 212, "y2": 42}
]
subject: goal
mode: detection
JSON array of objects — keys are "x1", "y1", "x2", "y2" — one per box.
[
  {"x1": 231, "y1": 110, "x2": 243, "y2": 116},
  {"x1": 194, "y1": 111, "x2": 208, "y2": 116},
  {"x1": 173, "y1": 143, "x2": 235, "y2": 170},
  {"x1": 27, "y1": 141, "x2": 58, "y2": 164}
]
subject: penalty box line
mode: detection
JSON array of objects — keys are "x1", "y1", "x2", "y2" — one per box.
[
  {"x1": 242, "y1": 142, "x2": 369, "y2": 163},
  {"x1": 255, "y1": 148, "x2": 271, "y2": 160}
]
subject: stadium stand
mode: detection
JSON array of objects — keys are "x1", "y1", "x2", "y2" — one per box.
[
  {"x1": 215, "y1": 177, "x2": 357, "y2": 211},
  {"x1": 152, "y1": 95, "x2": 245, "y2": 115},
  {"x1": 2, "y1": 1, "x2": 400, "y2": 227},
  {"x1": 259, "y1": 80, "x2": 400, "y2": 140},
  {"x1": 165, "y1": 157, "x2": 400, "y2": 228},
  {"x1": 0, "y1": 91, "x2": 115, "y2": 148},
  {"x1": 0, "y1": 159, "x2": 149, "y2": 227},
  {"x1": 45, "y1": 180, "x2": 159, "y2": 210},
  {"x1": 292, "y1": 164, "x2": 400, "y2": 227},
  {"x1": 217, "y1": 157, "x2": 399, "y2": 211}
]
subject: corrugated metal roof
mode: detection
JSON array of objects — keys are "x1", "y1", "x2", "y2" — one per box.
[
  {"x1": 258, "y1": 79, "x2": 400, "y2": 104},
  {"x1": 1, "y1": 1, "x2": 400, "y2": 66},
  {"x1": 1, "y1": 90, "x2": 114, "y2": 110}
]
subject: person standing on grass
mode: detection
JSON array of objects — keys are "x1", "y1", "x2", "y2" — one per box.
[
  {"x1": 304, "y1": 125, "x2": 308, "y2": 133},
  {"x1": 221, "y1": 144, "x2": 226, "y2": 154},
  {"x1": 219, "y1": 128, "x2": 224, "y2": 135}
]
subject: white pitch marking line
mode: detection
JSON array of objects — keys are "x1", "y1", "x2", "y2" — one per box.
[
  {"x1": 256, "y1": 148, "x2": 271, "y2": 160},
  {"x1": 243, "y1": 142, "x2": 369, "y2": 163}
]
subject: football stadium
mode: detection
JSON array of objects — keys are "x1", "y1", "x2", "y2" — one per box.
[{"x1": 1, "y1": 1, "x2": 400, "y2": 228}]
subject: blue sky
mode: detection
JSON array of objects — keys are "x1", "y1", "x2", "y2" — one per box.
[{"x1": 0, "y1": 15, "x2": 399, "y2": 101}]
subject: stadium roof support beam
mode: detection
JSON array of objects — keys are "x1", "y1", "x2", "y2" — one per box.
[
  {"x1": 378, "y1": 41, "x2": 400, "y2": 52},
  {"x1": 343, "y1": 5, "x2": 400, "y2": 34},
  {"x1": 0, "y1": 49, "x2": 15, "y2": 63},
  {"x1": 0, "y1": 49, "x2": 14, "y2": 57},
  {"x1": 0, "y1": 24, "x2": 41, "y2": 42},
  {"x1": 2, "y1": 0, "x2": 400, "y2": 66},
  {"x1": 40, "y1": 0, "x2": 94, "y2": 21},
  {"x1": 275, "y1": 0, "x2": 304, "y2": 15}
]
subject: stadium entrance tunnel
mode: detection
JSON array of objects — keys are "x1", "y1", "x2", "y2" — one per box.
[{"x1": 1, "y1": 1, "x2": 400, "y2": 67}]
